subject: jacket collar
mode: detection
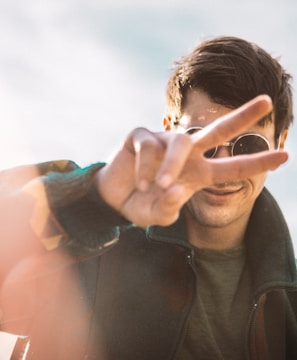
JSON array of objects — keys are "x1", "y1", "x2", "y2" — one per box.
[
  {"x1": 245, "y1": 187, "x2": 297, "y2": 293},
  {"x1": 146, "y1": 210, "x2": 190, "y2": 249},
  {"x1": 147, "y1": 187, "x2": 297, "y2": 291}
]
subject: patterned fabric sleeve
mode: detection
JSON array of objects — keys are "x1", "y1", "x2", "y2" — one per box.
[
  {"x1": 42, "y1": 161, "x2": 130, "y2": 256},
  {"x1": 0, "y1": 160, "x2": 129, "y2": 266}
]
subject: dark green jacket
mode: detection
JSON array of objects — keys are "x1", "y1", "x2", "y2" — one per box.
[{"x1": 1, "y1": 161, "x2": 297, "y2": 360}]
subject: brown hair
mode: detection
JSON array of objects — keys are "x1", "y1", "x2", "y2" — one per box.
[{"x1": 165, "y1": 36, "x2": 293, "y2": 140}]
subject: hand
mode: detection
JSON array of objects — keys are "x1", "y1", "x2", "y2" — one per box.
[{"x1": 94, "y1": 95, "x2": 288, "y2": 227}]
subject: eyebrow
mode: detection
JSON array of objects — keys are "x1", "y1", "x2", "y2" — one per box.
[{"x1": 257, "y1": 112, "x2": 273, "y2": 127}]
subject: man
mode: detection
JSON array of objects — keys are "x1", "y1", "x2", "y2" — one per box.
[{"x1": 0, "y1": 36, "x2": 296, "y2": 359}]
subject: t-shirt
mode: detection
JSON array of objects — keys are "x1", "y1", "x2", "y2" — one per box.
[{"x1": 176, "y1": 245, "x2": 252, "y2": 360}]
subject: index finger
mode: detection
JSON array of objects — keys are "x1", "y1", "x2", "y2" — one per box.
[
  {"x1": 191, "y1": 95, "x2": 273, "y2": 153},
  {"x1": 206, "y1": 150, "x2": 288, "y2": 187}
]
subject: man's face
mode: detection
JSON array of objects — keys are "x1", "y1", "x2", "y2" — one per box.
[{"x1": 173, "y1": 89, "x2": 277, "y2": 229}]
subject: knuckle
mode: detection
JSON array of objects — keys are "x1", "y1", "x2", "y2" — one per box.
[
  {"x1": 176, "y1": 132, "x2": 193, "y2": 146},
  {"x1": 132, "y1": 130, "x2": 163, "y2": 154}
]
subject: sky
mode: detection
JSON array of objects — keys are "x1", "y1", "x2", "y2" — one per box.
[{"x1": 0, "y1": 0, "x2": 296, "y2": 250}]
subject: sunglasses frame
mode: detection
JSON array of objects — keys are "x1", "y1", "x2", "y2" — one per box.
[{"x1": 185, "y1": 126, "x2": 271, "y2": 158}]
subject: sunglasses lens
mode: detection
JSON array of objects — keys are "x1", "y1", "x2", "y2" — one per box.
[
  {"x1": 204, "y1": 148, "x2": 217, "y2": 158},
  {"x1": 186, "y1": 128, "x2": 200, "y2": 135},
  {"x1": 233, "y1": 135, "x2": 269, "y2": 155}
]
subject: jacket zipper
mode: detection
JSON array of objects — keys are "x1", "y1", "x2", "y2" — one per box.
[
  {"x1": 172, "y1": 250, "x2": 197, "y2": 360},
  {"x1": 245, "y1": 300, "x2": 259, "y2": 360},
  {"x1": 245, "y1": 284, "x2": 297, "y2": 360}
]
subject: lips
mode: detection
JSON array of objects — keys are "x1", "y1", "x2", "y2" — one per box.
[
  {"x1": 200, "y1": 184, "x2": 245, "y2": 203},
  {"x1": 204, "y1": 187, "x2": 242, "y2": 195}
]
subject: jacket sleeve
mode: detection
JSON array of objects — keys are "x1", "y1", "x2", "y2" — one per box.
[
  {"x1": 0, "y1": 160, "x2": 130, "y2": 273},
  {"x1": 42, "y1": 161, "x2": 130, "y2": 256},
  {"x1": 0, "y1": 160, "x2": 130, "y2": 337}
]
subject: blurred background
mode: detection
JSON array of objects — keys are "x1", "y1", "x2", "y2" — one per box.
[{"x1": 0, "y1": 0, "x2": 296, "y2": 251}]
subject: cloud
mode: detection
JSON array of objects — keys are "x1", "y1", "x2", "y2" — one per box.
[{"x1": 0, "y1": 0, "x2": 167, "y2": 168}]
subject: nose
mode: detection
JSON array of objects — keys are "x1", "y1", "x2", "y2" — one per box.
[{"x1": 214, "y1": 145, "x2": 232, "y2": 158}]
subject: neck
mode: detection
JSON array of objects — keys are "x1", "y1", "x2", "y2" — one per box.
[{"x1": 184, "y1": 208, "x2": 250, "y2": 250}]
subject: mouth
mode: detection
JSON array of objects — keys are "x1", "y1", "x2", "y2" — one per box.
[
  {"x1": 201, "y1": 184, "x2": 244, "y2": 202},
  {"x1": 203, "y1": 187, "x2": 243, "y2": 196}
]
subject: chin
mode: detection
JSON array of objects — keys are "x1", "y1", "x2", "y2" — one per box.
[
  {"x1": 186, "y1": 201, "x2": 249, "y2": 229},
  {"x1": 196, "y1": 214, "x2": 238, "y2": 228}
]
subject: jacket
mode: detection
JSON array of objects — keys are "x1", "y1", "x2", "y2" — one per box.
[{"x1": 1, "y1": 161, "x2": 297, "y2": 360}]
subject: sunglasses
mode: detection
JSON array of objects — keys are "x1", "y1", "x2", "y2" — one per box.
[{"x1": 185, "y1": 126, "x2": 271, "y2": 158}]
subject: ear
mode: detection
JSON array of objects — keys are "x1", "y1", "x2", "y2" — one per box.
[
  {"x1": 163, "y1": 117, "x2": 172, "y2": 131},
  {"x1": 278, "y1": 129, "x2": 288, "y2": 150}
]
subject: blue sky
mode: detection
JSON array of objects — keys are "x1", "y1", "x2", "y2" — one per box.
[{"x1": 0, "y1": 0, "x2": 296, "y2": 250}]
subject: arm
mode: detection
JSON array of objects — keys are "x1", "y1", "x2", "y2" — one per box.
[
  {"x1": 0, "y1": 160, "x2": 129, "y2": 337},
  {"x1": 0, "y1": 160, "x2": 130, "y2": 280}
]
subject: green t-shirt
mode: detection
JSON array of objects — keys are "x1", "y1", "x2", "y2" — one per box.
[{"x1": 176, "y1": 245, "x2": 252, "y2": 360}]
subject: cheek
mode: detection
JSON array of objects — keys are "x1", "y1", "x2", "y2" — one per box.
[{"x1": 248, "y1": 172, "x2": 268, "y2": 196}]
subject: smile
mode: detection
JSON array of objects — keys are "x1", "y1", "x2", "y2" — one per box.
[
  {"x1": 204, "y1": 188, "x2": 243, "y2": 195},
  {"x1": 201, "y1": 186, "x2": 244, "y2": 202}
]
